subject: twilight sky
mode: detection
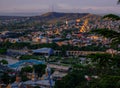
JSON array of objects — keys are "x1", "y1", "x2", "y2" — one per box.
[{"x1": 0, "y1": 0, "x2": 120, "y2": 14}]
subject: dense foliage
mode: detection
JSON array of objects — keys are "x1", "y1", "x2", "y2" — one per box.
[
  {"x1": 103, "y1": 14, "x2": 120, "y2": 20},
  {"x1": 0, "y1": 59, "x2": 8, "y2": 64},
  {"x1": 0, "y1": 48, "x2": 7, "y2": 54},
  {"x1": 91, "y1": 28, "x2": 120, "y2": 47},
  {"x1": 21, "y1": 64, "x2": 46, "y2": 77},
  {"x1": 55, "y1": 53, "x2": 120, "y2": 88},
  {"x1": 19, "y1": 55, "x2": 39, "y2": 60}
]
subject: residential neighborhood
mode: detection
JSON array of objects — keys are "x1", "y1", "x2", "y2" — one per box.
[{"x1": 0, "y1": 1, "x2": 120, "y2": 87}]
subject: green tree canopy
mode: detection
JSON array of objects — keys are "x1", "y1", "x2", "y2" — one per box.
[
  {"x1": 54, "y1": 70, "x2": 87, "y2": 88},
  {"x1": 118, "y1": 0, "x2": 120, "y2": 4},
  {"x1": 87, "y1": 53, "x2": 112, "y2": 68},
  {"x1": 0, "y1": 48, "x2": 7, "y2": 54},
  {"x1": 0, "y1": 59, "x2": 8, "y2": 64},
  {"x1": 103, "y1": 14, "x2": 120, "y2": 20},
  {"x1": 90, "y1": 76, "x2": 120, "y2": 88},
  {"x1": 21, "y1": 66, "x2": 33, "y2": 73},
  {"x1": 33, "y1": 64, "x2": 46, "y2": 77},
  {"x1": 91, "y1": 29, "x2": 120, "y2": 46}
]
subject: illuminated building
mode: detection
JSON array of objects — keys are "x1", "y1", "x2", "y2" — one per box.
[{"x1": 80, "y1": 19, "x2": 89, "y2": 33}]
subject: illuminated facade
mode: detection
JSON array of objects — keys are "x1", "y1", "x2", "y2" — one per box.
[{"x1": 80, "y1": 19, "x2": 89, "y2": 33}]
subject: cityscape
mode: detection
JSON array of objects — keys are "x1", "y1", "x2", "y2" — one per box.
[{"x1": 0, "y1": 0, "x2": 120, "y2": 88}]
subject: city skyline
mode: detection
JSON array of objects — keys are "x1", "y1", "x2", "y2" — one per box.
[{"x1": 0, "y1": 0, "x2": 120, "y2": 16}]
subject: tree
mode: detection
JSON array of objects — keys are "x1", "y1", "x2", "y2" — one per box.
[
  {"x1": 87, "y1": 53, "x2": 114, "y2": 76},
  {"x1": 21, "y1": 75, "x2": 29, "y2": 82},
  {"x1": 0, "y1": 59, "x2": 8, "y2": 64},
  {"x1": 91, "y1": 76, "x2": 120, "y2": 88},
  {"x1": 55, "y1": 64, "x2": 95, "y2": 88},
  {"x1": 87, "y1": 53, "x2": 120, "y2": 76},
  {"x1": 118, "y1": 0, "x2": 120, "y2": 4},
  {"x1": 54, "y1": 70, "x2": 87, "y2": 88},
  {"x1": 1, "y1": 73, "x2": 10, "y2": 84},
  {"x1": 91, "y1": 29, "x2": 120, "y2": 47},
  {"x1": 87, "y1": 53, "x2": 112, "y2": 67},
  {"x1": 33, "y1": 64, "x2": 46, "y2": 77},
  {"x1": 21, "y1": 66, "x2": 33, "y2": 73},
  {"x1": 19, "y1": 55, "x2": 39, "y2": 60},
  {"x1": 0, "y1": 48, "x2": 7, "y2": 54},
  {"x1": 91, "y1": 14, "x2": 120, "y2": 47},
  {"x1": 103, "y1": 14, "x2": 120, "y2": 20}
]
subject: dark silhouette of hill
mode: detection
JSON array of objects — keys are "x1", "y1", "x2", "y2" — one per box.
[
  {"x1": 41, "y1": 12, "x2": 89, "y2": 18},
  {"x1": 30, "y1": 12, "x2": 91, "y2": 23},
  {"x1": 103, "y1": 14, "x2": 120, "y2": 20},
  {"x1": 0, "y1": 16, "x2": 26, "y2": 20},
  {"x1": 0, "y1": 12, "x2": 101, "y2": 23}
]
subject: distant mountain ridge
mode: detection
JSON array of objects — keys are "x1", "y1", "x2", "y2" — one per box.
[
  {"x1": 41, "y1": 12, "x2": 89, "y2": 18},
  {"x1": 29, "y1": 12, "x2": 93, "y2": 23},
  {"x1": 0, "y1": 12, "x2": 101, "y2": 23},
  {"x1": 0, "y1": 16, "x2": 26, "y2": 20}
]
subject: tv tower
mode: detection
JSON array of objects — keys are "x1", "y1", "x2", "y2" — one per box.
[
  {"x1": 48, "y1": 1, "x2": 55, "y2": 12},
  {"x1": 52, "y1": 4, "x2": 54, "y2": 12}
]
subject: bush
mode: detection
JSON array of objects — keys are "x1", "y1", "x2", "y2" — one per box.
[
  {"x1": 0, "y1": 59, "x2": 8, "y2": 64},
  {"x1": 0, "y1": 48, "x2": 7, "y2": 54}
]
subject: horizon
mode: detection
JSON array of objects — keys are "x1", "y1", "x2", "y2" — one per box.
[{"x1": 0, "y1": 11, "x2": 120, "y2": 17}]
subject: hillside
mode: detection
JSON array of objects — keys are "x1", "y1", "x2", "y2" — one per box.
[
  {"x1": 0, "y1": 12, "x2": 101, "y2": 23},
  {"x1": 0, "y1": 16, "x2": 26, "y2": 20},
  {"x1": 103, "y1": 14, "x2": 120, "y2": 20},
  {"x1": 30, "y1": 12, "x2": 93, "y2": 23}
]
